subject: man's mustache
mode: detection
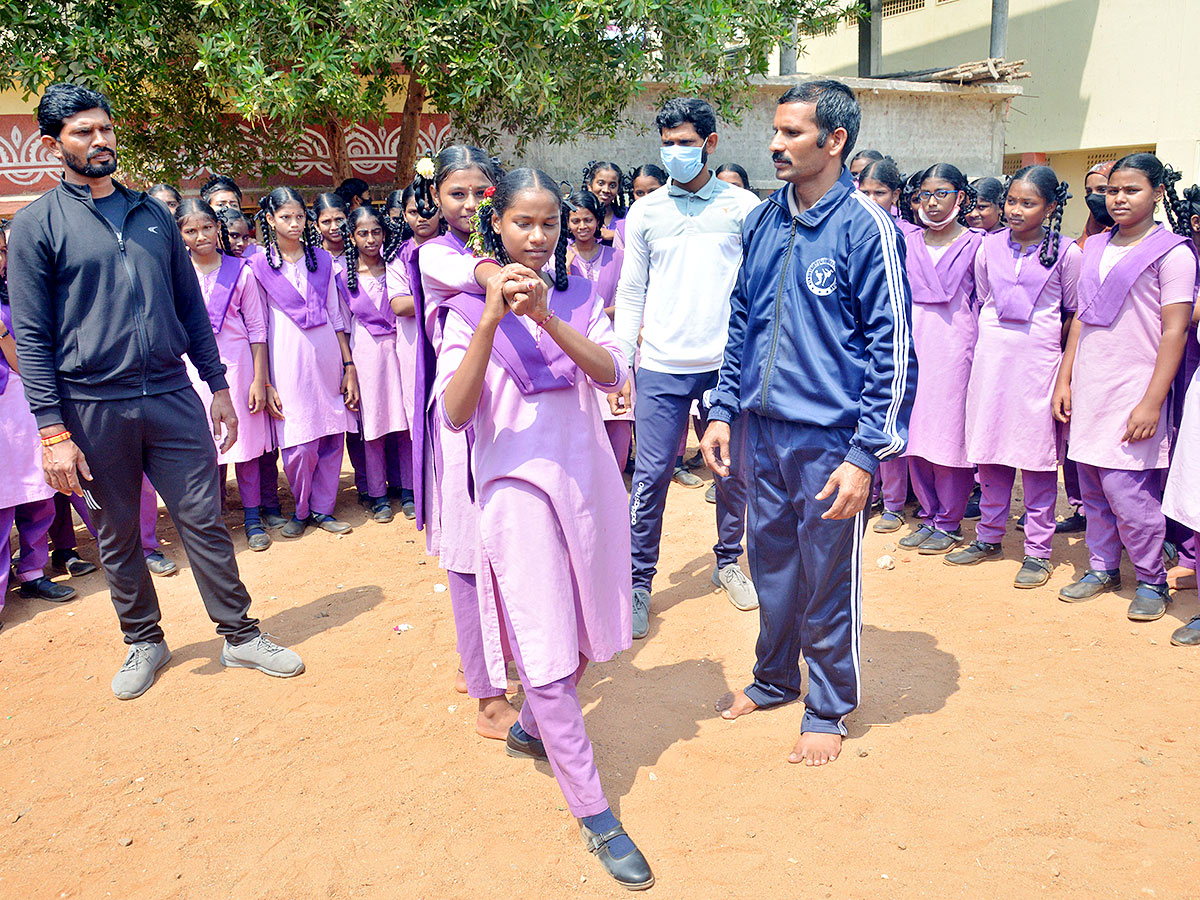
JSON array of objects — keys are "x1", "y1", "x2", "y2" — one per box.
[{"x1": 772, "y1": 152, "x2": 791, "y2": 165}]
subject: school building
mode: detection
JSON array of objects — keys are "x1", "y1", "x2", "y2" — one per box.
[{"x1": 781, "y1": 0, "x2": 1200, "y2": 234}]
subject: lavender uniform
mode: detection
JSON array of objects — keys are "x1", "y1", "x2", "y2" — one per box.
[
  {"x1": 414, "y1": 231, "x2": 496, "y2": 697},
  {"x1": 1163, "y1": 364, "x2": 1200, "y2": 557},
  {"x1": 569, "y1": 244, "x2": 633, "y2": 466},
  {"x1": 184, "y1": 255, "x2": 272, "y2": 513},
  {"x1": 1068, "y1": 225, "x2": 1199, "y2": 584},
  {"x1": 903, "y1": 227, "x2": 984, "y2": 531},
  {"x1": 337, "y1": 268, "x2": 408, "y2": 499},
  {"x1": 248, "y1": 248, "x2": 352, "y2": 520},
  {"x1": 965, "y1": 230, "x2": 1082, "y2": 558},
  {"x1": 433, "y1": 275, "x2": 631, "y2": 817},
  {"x1": 0, "y1": 303, "x2": 57, "y2": 606}
]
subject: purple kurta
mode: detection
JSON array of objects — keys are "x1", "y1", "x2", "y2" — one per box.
[
  {"x1": 419, "y1": 232, "x2": 493, "y2": 573},
  {"x1": 1069, "y1": 237, "x2": 1197, "y2": 470},
  {"x1": 434, "y1": 277, "x2": 633, "y2": 688},
  {"x1": 568, "y1": 244, "x2": 632, "y2": 423},
  {"x1": 0, "y1": 306, "x2": 54, "y2": 509},
  {"x1": 904, "y1": 227, "x2": 984, "y2": 468},
  {"x1": 965, "y1": 231, "x2": 1081, "y2": 471},
  {"x1": 388, "y1": 240, "x2": 420, "y2": 427},
  {"x1": 341, "y1": 270, "x2": 409, "y2": 440},
  {"x1": 1164, "y1": 365, "x2": 1200, "y2": 532},
  {"x1": 185, "y1": 259, "x2": 272, "y2": 465},
  {"x1": 250, "y1": 249, "x2": 353, "y2": 449}
]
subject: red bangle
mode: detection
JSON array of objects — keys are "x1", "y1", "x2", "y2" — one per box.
[{"x1": 40, "y1": 430, "x2": 72, "y2": 447}]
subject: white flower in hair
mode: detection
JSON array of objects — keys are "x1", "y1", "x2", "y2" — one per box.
[{"x1": 415, "y1": 157, "x2": 436, "y2": 179}]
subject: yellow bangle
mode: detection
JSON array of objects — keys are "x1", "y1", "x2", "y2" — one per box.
[{"x1": 40, "y1": 431, "x2": 73, "y2": 447}]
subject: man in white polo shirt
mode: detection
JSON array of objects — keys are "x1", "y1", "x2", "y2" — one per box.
[{"x1": 614, "y1": 96, "x2": 761, "y2": 639}]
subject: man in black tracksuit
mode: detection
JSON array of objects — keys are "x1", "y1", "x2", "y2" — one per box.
[{"x1": 7, "y1": 83, "x2": 304, "y2": 699}]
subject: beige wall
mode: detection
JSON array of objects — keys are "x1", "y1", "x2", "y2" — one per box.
[{"x1": 789, "y1": 0, "x2": 1200, "y2": 233}]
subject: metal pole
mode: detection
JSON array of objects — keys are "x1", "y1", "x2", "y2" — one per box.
[
  {"x1": 858, "y1": 0, "x2": 882, "y2": 77},
  {"x1": 780, "y1": 22, "x2": 798, "y2": 76},
  {"x1": 990, "y1": 0, "x2": 1009, "y2": 59}
]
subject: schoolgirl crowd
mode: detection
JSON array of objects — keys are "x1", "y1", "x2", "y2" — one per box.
[{"x1": 3, "y1": 110, "x2": 1199, "y2": 889}]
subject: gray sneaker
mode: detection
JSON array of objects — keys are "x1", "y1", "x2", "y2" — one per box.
[
  {"x1": 221, "y1": 634, "x2": 305, "y2": 677},
  {"x1": 713, "y1": 563, "x2": 759, "y2": 611},
  {"x1": 112, "y1": 640, "x2": 172, "y2": 700},
  {"x1": 632, "y1": 589, "x2": 651, "y2": 640}
]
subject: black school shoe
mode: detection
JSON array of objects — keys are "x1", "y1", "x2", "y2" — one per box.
[
  {"x1": 51, "y1": 549, "x2": 97, "y2": 577},
  {"x1": 1054, "y1": 511, "x2": 1086, "y2": 534},
  {"x1": 580, "y1": 821, "x2": 655, "y2": 891},
  {"x1": 504, "y1": 724, "x2": 547, "y2": 760},
  {"x1": 18, "y1": 576, "x2": 76, "y2": 602},
  {"x1": 963, "y1": 485, "x2": 982, "y2": 520}
]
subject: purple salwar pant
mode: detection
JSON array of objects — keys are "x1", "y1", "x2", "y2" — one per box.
[
  {"x1": 975, "y1": 465, "x2": 1058, "y2": 559},
  {"x1": 1, "y1": 498, "x2": 56, "y2": 602},
  {"x1": 1062, "y1": 457, "x2": 1083, "y2": 512},
  {"x1": 281, "y1": 434, "x2": 345, "y2": 519},
  {"x1": 495, "y1": 575, "x2": 608, "y2": 818},
  {"x1": 878, "y1": 457, "x2": 909, "y2": 512},
  {"x1": 448, "y1": 569, "x2": 506, "y2": 699},
  {"x1": 1076, "y1": 463, "x2": 1166, "y2": 584},
  {"x1": 50, "y1": 492, "x2": 96, "y2": 549},
  {"x1": 140, "y1": 476, "x2": 159, "y2": 556},
  {"x1": 908, "y1": 457, "x2": 974, "y2": 532}
]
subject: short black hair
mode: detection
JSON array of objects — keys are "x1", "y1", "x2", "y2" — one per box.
[
  {"x1": 336, "y1": 178, "x2": 371, "y2": 204},
  {"x1": 777, "y1": 80, "x2": 860, "y2": 162},
  {"x1": 654, "y1": 97, "x2": 717, "y2": 140},
  {"x1": 37, "y1": 83, "x2": 112, "y2": 139}
]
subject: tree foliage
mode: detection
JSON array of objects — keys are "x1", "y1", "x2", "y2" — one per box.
[{"x1": 0, "y1": 0, "x2": 853, "y2": 184}]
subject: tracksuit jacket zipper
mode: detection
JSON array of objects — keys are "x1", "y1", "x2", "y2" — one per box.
[
  {"x1": 760, "y1": 207, "x2": 798, "y2": 411},
  {"x1": 86, "y1": 196, "x2": 152, "y2": 397}
]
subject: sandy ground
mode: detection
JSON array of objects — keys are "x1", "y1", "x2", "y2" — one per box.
[{"x1": 3, "y1": 455, "x2": 1199, "y2": 900}]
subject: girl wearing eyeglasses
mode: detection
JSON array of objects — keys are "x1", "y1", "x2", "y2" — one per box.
[{"x1": 898, "y1": 164, "x2": 984, "y2": 556}]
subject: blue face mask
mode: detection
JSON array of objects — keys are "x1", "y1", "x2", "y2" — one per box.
[{"x1": 660, "y1": 145, "x2": 706, "y2": 185}]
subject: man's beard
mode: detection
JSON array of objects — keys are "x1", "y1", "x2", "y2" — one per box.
[{"x1": 63, "y1": 145, "x2": 118, "y2": 178}]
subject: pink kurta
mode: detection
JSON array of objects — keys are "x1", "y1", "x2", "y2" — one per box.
[
  {"x1": 258, "y1": 257, "x2": 352, "y2": 449},
  {"x1": 1068, "y1": 243, "x2": 1196, "y2": 470},
  {"x1": 387, "y1": 245, "x2": 420, "y2": 426},
  {"x1": 419, "y1": 233, "x2": 493, "y2": 573},
  {"x1": 186, "y1": 263, "x2": 272, "y2": 465},
  {"x1": 965, "y1": 235, "x2": 1081, "y2": 471},
  {"x1": 904, "y1": 228, "x2": 983, "y2": 468},
  {"x1": 434, "y1": 283, "x2": 633, "y2": 688},
  {"x1": 346, "y1": 271, "x2": 409, "y2": 440},
  {"x1": 1163, "y1": 365, "x2": 1200, "y2": 531},
  {"x1": 0, "y1": 369, "x2": 55, "y2": 510}
]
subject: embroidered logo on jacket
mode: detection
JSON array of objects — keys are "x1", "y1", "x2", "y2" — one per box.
[{"x1": 805, "y1": 258, "x2": 837, "y2": 296}]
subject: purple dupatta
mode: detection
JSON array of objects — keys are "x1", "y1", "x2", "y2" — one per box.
[
  {"x1": 205, "y1": 253, "x2": 247, "y2": 333},
  {"x1": 335, "y1": 270, "x2": 397, "y2": 337},
  {"x1": 247, "y1": 247, "x2": 332, "y2": 329},
  {"x1": 905, "y1": 228, "x2": 983, "y2": 305},
  {"x1": 984, "y1": 229, "x2": 1068, "y2": 323},
  {"x1": 1076, "y1": 225, "x2": 1196, "y2": 327}
]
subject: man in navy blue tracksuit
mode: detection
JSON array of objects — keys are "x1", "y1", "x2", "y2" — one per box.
[{"x1": 702, "y1": 81, "x2": 916, "y2": 766}]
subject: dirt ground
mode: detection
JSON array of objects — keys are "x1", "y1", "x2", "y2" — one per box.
[{"x1": 3, "y1": 453, "x2": 1199, "y2": 900}]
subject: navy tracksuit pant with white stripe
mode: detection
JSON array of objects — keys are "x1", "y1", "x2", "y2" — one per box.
[{"x1": 742, "y1": 413, "x2": 863, "y2": 736}]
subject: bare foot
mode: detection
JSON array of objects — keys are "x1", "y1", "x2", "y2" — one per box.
[
  {"x1": 1167, "y1": 565, "x2": 1197, "y2": 591},
  {"x1": 788, "y1": 732, "x2": 842, "y2": 766},
  {"x1": 716, "y1": 690, "x2": 758, "y2": 720},
  {"x1": 454, "y1": 668, "x2": 468, "y2": 694},
  {"x1": 476, "y1": 695, "x2": 518, "y2": 740}
]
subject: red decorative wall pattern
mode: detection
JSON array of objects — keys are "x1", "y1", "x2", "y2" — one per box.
[{"x1": 0, "y1": 113, "x2": 453, "y2": 214}]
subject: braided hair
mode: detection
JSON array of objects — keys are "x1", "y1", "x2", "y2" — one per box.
[
  {"x1": 312, "y1": 192, "x2": 349, "y2": 253},
  {"x1": 0, "y1": 220, "x2": 9, "y2": 306},
  {"x1": 582, "y1": 161, "x2": 627, "y2": 218},
  {"x1": 858, "y1": 157, "x2": 903, "y2": 191},
  {"x1": 478, "y1": 168, "x2": 571, "y2": 292},
  {"x1": 383, "y1": 189, "x2": 409, "y2": 238},
  {"x1": 1168, "y1": 183, "x2": 1200, "y2": 238},
  {"x1": 1007, "y1": 165, "x2": 1070, "y2": 268},
  {"x1": 215, "y1": 207, "x2": 253, "y2": 255},
  {"x1": 1161, "y1": 166, "x2": 1186, "y2": 236},
  {"x1": 200, "y1": 174, "x2": 242, "y2": 205},
  {"x1": 899, "y1": 170, "x2": 924, "y2": 225},
  {"x1": 917, "y1": 163, "x2": 977, "y2": 225},
  {"x1": 413, "y1": 145, "x2": 499, "y2": 220},
  {"x1": 174, "y1": 198, "x2": 229, "y2": 256},
  {"x1": 257, "y1": 187, "x2": 318, "y2": 272}
]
